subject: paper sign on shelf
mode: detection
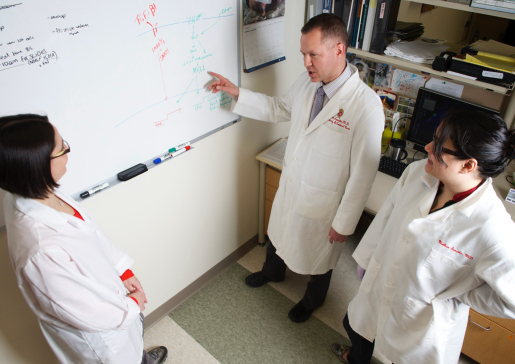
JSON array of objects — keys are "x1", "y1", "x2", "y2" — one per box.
[{"x1": 426, "y1": 78, "x2": 464, "y2": 98}]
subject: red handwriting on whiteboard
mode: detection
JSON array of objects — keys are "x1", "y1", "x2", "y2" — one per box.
[
  {"x1": 154, "y1": 108, "x2": 182, "y2": 127},
  {"x1": 135, "y1": 4, "x2": 157, "y2": 25},
  {"x1": 159, "y1": 48, "x2": 169, "y2": 62}
]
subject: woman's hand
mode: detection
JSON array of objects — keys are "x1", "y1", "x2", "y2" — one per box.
[
  {"x1": 123, "y1": 276, "x2": 147, "y2": 303},
  {"x1": 129, "y1": 290, "x2": 146, "y2": 312}
]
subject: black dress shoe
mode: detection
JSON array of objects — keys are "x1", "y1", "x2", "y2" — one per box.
[
  {"x1": 288, "y1": 301, "x2": 314, "y2": 323},
  {"x1": 245, "y1": 271, "x2": 271, "y2": 288},
  {"x1": 147, "y1": 346, "x2": 168, "y2": 364}
]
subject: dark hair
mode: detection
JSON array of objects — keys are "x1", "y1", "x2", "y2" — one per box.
[
  {"x1": 301, "y1": 13, "x2": 348, "y2": 50},
  {"x1": 0, "y1": 114, "x2": 59, "y2": 199},
  {"x1": 434, "y1": 110, "x2": 515, "y2": 178}
]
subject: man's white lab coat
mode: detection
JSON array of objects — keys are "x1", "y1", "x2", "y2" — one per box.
[
  {"x1": 4, "y1": 189, "x2": 143, "y2": 364},
  {"x1": 232, "y1": 65, "x2": 384, "y2": 274},
  {"x1": 349, "y1": 160, "x2": 515, "y2": 364}
]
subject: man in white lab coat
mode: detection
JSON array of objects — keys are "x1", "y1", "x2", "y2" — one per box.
[{"x1": 209, "y1": 13, "x2": 384, "y2": 322}]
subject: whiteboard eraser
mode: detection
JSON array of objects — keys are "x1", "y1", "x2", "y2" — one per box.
[{"x1": 117, "y1": 163, "x2": 148, "y2": 181}]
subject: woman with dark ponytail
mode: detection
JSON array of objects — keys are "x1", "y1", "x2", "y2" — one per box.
[{"x1": 331, "y1": 110, "x2": 515, "y2": 364}]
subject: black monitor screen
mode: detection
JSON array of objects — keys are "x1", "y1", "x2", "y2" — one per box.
[{"x1": 406, "y1": 88, "x2": 500, "y2": 152}]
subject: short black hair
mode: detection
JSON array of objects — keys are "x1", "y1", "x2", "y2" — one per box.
[
  {"x1": 0, "y1": 114, "x2": 59, "y2": 199},
  {"x1": 434, "y1": 110, "x2": 515, "y2": 178},
  {"x1": 301, "y1": 13, "x2": 348, "y2": 50}
]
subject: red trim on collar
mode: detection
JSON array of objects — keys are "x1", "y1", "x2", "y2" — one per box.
[
  {"x1": 452, "y1": 180, "x2": 485, "y2": 203},
  {"x1": 71, "y1": 206, "x2": 84, "y2": 221}
]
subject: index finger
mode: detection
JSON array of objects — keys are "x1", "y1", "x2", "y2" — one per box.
[{"x1": 209, "y1": 71, "x2": 226, "y2": 82}]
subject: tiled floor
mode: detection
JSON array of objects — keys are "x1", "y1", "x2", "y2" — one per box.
[{"x1": 145, "y1": 238, "x2": 479, "y2": 364}]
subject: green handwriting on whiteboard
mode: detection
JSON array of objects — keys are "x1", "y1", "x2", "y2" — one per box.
[{"x1": 194, "y1": 92, "x2": 232, "y2": 111}]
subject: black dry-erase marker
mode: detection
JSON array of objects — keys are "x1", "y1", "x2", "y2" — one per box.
[
  {"x1": 80, "y1": 182, "x2": 109, "y2": 198},
  {"x1": 117, "y1": 163, "x2": 148, "y2": 181}
]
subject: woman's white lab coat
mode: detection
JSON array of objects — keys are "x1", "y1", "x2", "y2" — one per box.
[
  {"x1": 232, "y1": 65, "x2": 384, "y2": 274},
  {"x1": 349, "y1": 160, "x2": 515, "y2": 364},
  {"x1": 4, "y1": 189, "x2": 143, "y2": 364}
]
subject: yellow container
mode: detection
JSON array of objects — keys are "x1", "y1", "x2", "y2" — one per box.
[{"x1": 382, "y1": 127, "x2": 393, "y2": 152}]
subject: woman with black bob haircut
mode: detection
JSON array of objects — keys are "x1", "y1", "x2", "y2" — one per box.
[
  {"x1": 331, "y1": 110, "x2": 515, "y2": 364},
  {"x1": 1, "y1": 114, "x2": 167, "y2": 364}
]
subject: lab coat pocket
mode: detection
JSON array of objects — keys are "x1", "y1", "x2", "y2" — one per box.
[
  {"x1": 359, "y1": 257, "x2": 381, "y2": 293},
  {"x1": 294, "y1": 182, "x2": 339, "y2": 223},
  {"x1": 98, "y1": 328, "x2": 129, "y2": 354},
  {"x1": 420, "y1": 249, "x2": 470, "y2": 286},
  {"x1": 401, "y1": 297, "x2": 435, "y2": 347},
  {"x1": 314, "y1": 124, "x2": 348, "y2": 158}
]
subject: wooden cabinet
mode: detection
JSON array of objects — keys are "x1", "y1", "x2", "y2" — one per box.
[
  {"x1": 264, "y1": 166, "x2": 281, "y2": 235},
  {"x1": 462, "y1": 309, "x2": 515, "y2": 364}
]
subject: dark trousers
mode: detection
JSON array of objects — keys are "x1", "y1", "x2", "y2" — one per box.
[
  {"x1": 343, "y1": 313, "x2": 375, "y2": 364},
  {"x1": 262, "y1": 241, "x2": 333, "y2": 311},
  {"x1": 140, "y1": 314, "x2": 154, "y2": 364}
]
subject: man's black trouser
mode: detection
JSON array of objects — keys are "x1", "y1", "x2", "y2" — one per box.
[
  {"x1": 261, "y1": 241, "x2": 333, "y2": 311},
  {"x1": 343, "y1": 313, "x2": 375, "y2": 364}
]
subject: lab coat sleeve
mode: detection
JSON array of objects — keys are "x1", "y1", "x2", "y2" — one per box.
[
  {"x1": 455, "y1": 241, "x2": 515, "y2": 319},
  {"x1": 230, "y1": 76, "x2": 300, "y2": 123},
  {"x1": 102, "y1": 234, "x2": 135, "y2": 276},
  {"x1": 23, "y1": 248, "x2": 141, "y2": 332},
  {"x1": 87, "y1": 217, "x2": 134, "y2": 276},
  {"x1": 331, "y1": 106, "x2": 384, "y2": 236},
  {"x1": 351, "y1": 162, "x2": 414, "y2": 270}
]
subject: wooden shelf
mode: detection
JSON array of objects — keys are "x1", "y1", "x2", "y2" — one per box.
[
  {"x1": 405, "y1": 0, "x2": 515, "y2": 20},
  {"x1": 348, "y1": 47, "x2": 511, "y2": 94}
]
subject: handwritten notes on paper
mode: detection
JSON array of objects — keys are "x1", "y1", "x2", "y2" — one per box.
[
  {"x1": 390, "y1": 68, "x2": 427, "y2": 98},
  {"x1": 425, "y1": 78, "x2": 464, "y2": 98}
]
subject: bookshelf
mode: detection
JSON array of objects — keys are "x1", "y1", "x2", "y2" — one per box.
[
  {"x1": 348, "y1": 46, "x2": 509, "y2": 93},
  {"x1": 405, "y1": 0, "x2": 515, "y2": 20},
  {"x1": 347, "y1": 0, "x2": 515, "y2": 128}
]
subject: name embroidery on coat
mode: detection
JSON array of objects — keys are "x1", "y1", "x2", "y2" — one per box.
[
  {"x1": 329, "y1": 109, "x2": 350, "y2": 130},
  {"x1": 438, "y1": 240, "x2": 473, "y2": 260}
]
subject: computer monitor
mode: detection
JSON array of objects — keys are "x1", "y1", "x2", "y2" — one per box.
[{"x1": 406, "y1": 88, "x2": 500, "y2": 153}]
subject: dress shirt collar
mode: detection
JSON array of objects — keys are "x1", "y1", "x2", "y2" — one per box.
[{"x1": 319, "y1": 64, "x2": 353, "y2": 100}]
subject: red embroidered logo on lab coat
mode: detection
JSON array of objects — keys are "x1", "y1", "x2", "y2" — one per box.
[
  {"x1": 329, "y1": 109, "x2": 350, "y2": 130},
  {"x1": 438, "y1": 240, "x2": 473, "y2": 260}
]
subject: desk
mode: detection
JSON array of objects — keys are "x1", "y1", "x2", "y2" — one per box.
[
  {"x1": 256, "y1": 139, "x2": 286, "y2": 245},
  {"x1": 256, "y1": 140, "x2": 515, "y2": 245}
]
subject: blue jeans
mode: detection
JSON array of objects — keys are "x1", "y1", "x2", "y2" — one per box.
[{"x1": 343, "y1": 313, "x2": 375, "y2": 364}]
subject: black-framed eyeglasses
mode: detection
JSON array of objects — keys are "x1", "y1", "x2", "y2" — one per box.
[
  {"x1": 51, "y1": 140, "x2": 70, "y2": 159},
  {"x1": 433, "y1": 133, "x2": 461, "y2": 157}
]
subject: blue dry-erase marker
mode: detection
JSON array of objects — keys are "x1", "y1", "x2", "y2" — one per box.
[{"x1": 153, "y1": 153, "x2": 171, "y2": 164}]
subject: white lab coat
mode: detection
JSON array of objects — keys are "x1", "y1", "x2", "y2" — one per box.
[
  {"x1": 232, "y1": 65, "x2": 384, "y2": 274},
  {"x1": 4, "y1": 189, "x2": 143, "y2": 364},
  {"x1": 349, "y1": 160, "x2": 515, "y2": 364}
]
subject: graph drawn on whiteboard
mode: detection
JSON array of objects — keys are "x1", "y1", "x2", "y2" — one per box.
[{"x1": 0, "y1": 0, "x2": 239, "y2": 197}]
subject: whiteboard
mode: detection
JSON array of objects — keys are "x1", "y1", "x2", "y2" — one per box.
[{"x1": 0, "y1": 0, "x2": 239, "y2": 198}]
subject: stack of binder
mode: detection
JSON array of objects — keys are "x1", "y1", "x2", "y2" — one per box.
[
  {"x1": 448, "y1": 41, "x2": 515, "y2": 90},
  {"x1": 334, "y1": 0, "x2": 401, "y2": 53},
  {"x1": 387, "y1": 21, "x2": 424, "y2": 42},
  {"x1": 449, "y1": 53, "x2": 515, "y2": 90}
]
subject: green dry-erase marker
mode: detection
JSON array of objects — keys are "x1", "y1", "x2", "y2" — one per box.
[{"x1": 169, "y1": 142, "x2": 190, "y2": 153}]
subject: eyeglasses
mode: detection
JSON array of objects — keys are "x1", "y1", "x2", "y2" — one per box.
[
  {"x1": 50, "y1": 140, "x2": 70, "y2": 159},
  {"x1": 433, "y1": 133, "x2": 461, "y2": 157}
]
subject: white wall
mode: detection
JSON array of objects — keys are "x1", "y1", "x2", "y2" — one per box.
[{"x1": 0, "y1": 1, "x2": 306, "y2": 362}]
